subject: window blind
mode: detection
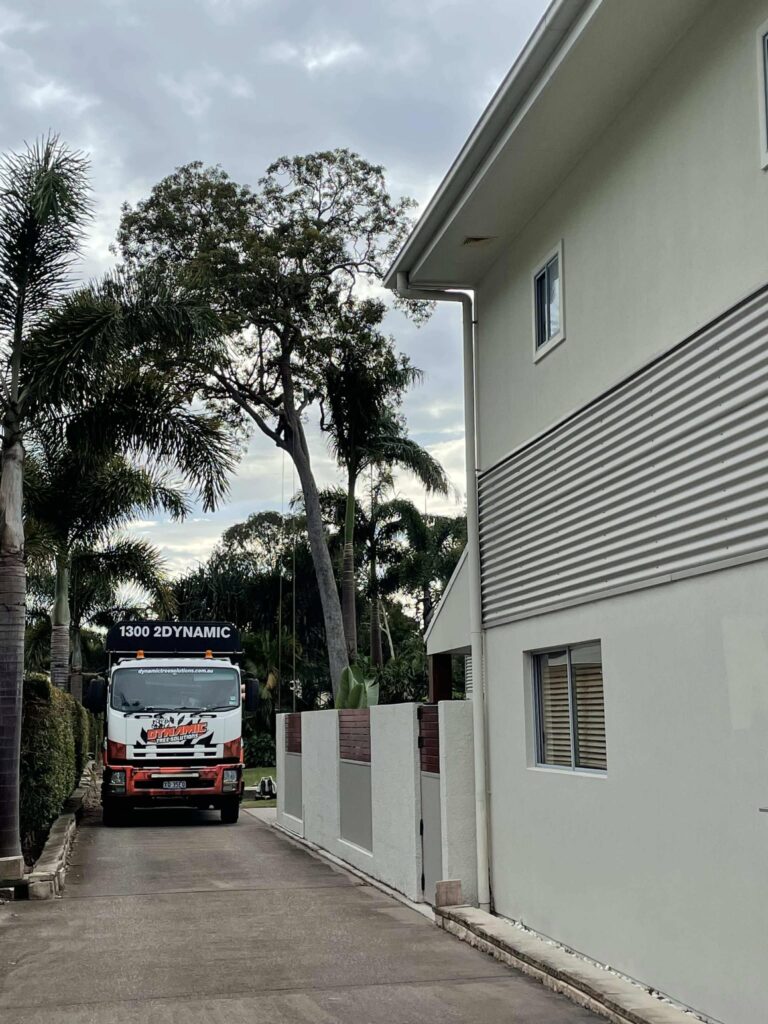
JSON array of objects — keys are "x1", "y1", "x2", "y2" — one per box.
[
  {"x1": 538, "y1": 651, "x2": 572, "y2": 766},
  {"x1": 572, "y1": 644, "x2": 606, "y2": 770},
  {"x1": 535, "y1": 642, "x2": 606, "y2": 771}
]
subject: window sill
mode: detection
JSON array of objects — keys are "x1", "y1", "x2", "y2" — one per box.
[
  {"x1": 533, "y1": 332, "x2": 566, "y2": 363},
  {"x1": 528, "y1": 764, "x2": 607, "y2": 779}
]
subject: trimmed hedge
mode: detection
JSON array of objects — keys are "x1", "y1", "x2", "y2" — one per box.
[{"x1": 20, "y1": 677, "x2": 101, "y2": 863}]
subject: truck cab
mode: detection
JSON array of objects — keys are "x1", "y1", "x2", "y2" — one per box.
[{"x1": 89, "y1": 621, "x2": 257, "y2": 826}]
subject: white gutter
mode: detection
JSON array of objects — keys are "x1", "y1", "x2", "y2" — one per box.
[{"x1": 396, "y1": 272, "x2": 490, "y2": 912}]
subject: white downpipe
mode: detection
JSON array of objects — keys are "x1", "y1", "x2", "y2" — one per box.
[{"x1": 395, "y1": 273, "x2": 491, "y2": 912}]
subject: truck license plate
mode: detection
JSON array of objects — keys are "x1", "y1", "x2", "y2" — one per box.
[{"x1": 163, "y1": 780, "x2": 187, "y2": 790}]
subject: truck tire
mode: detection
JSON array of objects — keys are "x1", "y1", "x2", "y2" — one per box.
[
  {"x1": 102, "y1": 799, "x2": 127, "y2": 827},
  {"x1": 220, "y1": 798, "x2": 240, "y2": 824}
]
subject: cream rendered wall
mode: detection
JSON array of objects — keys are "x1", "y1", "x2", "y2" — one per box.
[
  {"x1": 300, "y1": 710, "x2": 339, "y2": 847},
  {"x1": 276, "y1": 714, "x2": 285, "y2": 818},
  {"x1": 476, "y1": 0, "x2": 768, "y2": 468},
  {"x1": 438, "y1": 700, "x2": 477, "y2": 906},
  {"x1": 369, "y1": 703, "x2": 422, "y2": 899},
  {"x1": 280, "y1": 707, "x2": 424, "y2": 902},
  {"x1": 485, "y1": 559, "x2": 768, "y2": 1024}
]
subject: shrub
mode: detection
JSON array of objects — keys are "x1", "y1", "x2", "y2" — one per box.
[
  {"x1": 244, "y1": 730, "x2": 276, "y2": 767},
  {"x1": 20, "y1": 678, "x2": 99, "y2": 864}
]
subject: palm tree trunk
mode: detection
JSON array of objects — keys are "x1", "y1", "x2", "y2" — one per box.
[
  {"x1": 50, "y1": 554, "x2": 71, "y2": 690},
  {"x1": 0, "y1": 410, "x2": 26, "y2": 873},
  {"x1": 341, "y1": 470, "x2": 357, "y2": 662},
  {"x1": 282, "y1": 391, "x2": 348, "y2": 696},
  {"x1": 369, "y1": 546, "x2": 383, "y2": 666},
  {"x1": 71, "y1": 626, "x2": 83, "y2": 676}
]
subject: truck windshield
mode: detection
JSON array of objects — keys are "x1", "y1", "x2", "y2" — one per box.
[{"x1": 111, "y1": 666, "x2": 239, "y2": 713}]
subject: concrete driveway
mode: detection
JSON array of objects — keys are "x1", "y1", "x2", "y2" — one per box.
[{"x1": 0, "y1": 806, "x2": 597, "y2": 1023}]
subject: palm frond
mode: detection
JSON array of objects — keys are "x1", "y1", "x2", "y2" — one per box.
[
  {"x1": 71, "y1": 537, "x2": 176, "y2": 625},
  {"x1": 0, "y1": 135, "x2": 91, "y2": 341}
]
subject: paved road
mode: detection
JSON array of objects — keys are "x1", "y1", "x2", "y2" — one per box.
[{"x1": 0, "y1": 806, "x2": 597, "y2": 1023}]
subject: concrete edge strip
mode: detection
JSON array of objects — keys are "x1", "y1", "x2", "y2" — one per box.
[
  {"x1": 24, "y1": 762, "x2": 98, "y2": 900},
  {"x1": 435, "y1": 907, "x2": 705, "y2": 1024},
  {"x1": 270, "y1": 820, "x2": 434, "y2": 921}
]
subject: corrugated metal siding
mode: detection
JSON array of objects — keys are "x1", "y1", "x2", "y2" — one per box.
[
  {"x1": 465, "y1": 655, "x2": 473, "y2": 697},
  {"x1": 479, "y1": 287, "x2": 768, "y2": 626}
]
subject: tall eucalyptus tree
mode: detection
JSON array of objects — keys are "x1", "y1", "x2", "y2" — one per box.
[{"x1": 116, "y1": 152, "x2": 422, "y2": 694}]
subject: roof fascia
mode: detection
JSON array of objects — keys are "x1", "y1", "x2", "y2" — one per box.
[{"x1": 384, "y1": 0, "x2": 596, "y2": 289}]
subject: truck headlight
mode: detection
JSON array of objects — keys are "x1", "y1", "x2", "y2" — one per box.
[
  {"x1": 222, "y1": 768, "x2": 238, "y2": 792},
  {"x1": 223, "y1": 769, "x2": 238, "y2": 783},
  {"x1": 110, "y1": 770, "x2": 126, "y2": 787}
]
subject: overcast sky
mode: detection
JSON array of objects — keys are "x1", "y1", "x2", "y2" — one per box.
[{"x1": 2, "y1": 0, "x2": 547, "y2": 573}]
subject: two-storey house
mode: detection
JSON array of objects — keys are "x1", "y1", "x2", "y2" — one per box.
[{"x1": 386, "y1": 2, "x2": 768, "y2": 1021}]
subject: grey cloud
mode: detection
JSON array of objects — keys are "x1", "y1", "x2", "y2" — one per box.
[{"x1": 1, "y1": 0, "x2": 547, "y2": 568}]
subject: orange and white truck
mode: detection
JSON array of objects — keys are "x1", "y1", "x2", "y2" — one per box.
[{"x1": 86, "y1": 621, "x2": 258, "y2": 826}]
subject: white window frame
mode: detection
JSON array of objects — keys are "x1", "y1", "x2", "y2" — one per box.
[
  {"x1": 530, "y1": 640, "x2": 606, "y2": 776},
  {"x1": 756, "y1": 20, "x2": 768, "y2": 169},
  {"x1": 532, "y1": 240, "x2": 565, "y2": 362}
]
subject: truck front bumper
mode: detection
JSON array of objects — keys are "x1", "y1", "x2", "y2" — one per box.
[{"x1": 103, "y1": 763, "x2": 244, "y2": 803}]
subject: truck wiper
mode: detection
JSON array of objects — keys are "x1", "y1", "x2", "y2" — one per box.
[
  {"x1": 121, "y1": 705, "x2": 174, "y2": 715},
  {"x1": 172, "y1": 704, "x2": 234, "y2": 713}
]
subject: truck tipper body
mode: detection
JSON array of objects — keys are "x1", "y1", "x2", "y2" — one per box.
[{"x1": 94, "y1": 621, "x2": 253, "y2": 825}]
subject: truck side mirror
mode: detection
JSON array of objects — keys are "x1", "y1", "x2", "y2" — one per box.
[
  {"x1": 244, "y1": 676, "x2": 260, "y2": 714},
  {"x1": 83, "y1": 677, "x2": 107, "y2": 714}
]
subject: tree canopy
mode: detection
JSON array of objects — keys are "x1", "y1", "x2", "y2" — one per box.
[{"x1": 115, "y1": 151, "x2": 421, "y2": 693}]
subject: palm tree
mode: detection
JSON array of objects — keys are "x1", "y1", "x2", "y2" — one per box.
[
  {"x1": 321, "y1": 329, "x2": 449, "y2": 661},
  {"x1": 69, "y1": 538, "x2": 176, "y2": 676},
  {"x1": 0, "y1": 138, "x2": 90, "y2": 875},
  {"x1": 25, "y1": 536, "x2": 176, "y2": 678},
  {"x1": 0, "y1": 139, "x2": 237, "y2": 872},
  {"x1": 320, "y1": 479, "x2": 406, "y2": 667},
  {"x1": 380, "y1": 503, "x2": 467, "y2": 633},
  {"x1": 24, "y1": 425, "x2": 187, "y2": 687}
]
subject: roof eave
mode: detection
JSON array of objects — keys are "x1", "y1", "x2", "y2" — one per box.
[{"x1": 383, "y1": 0, "x2": 595, "y2": 290}]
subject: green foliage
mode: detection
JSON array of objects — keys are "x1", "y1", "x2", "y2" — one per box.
[
  {"x1": 335, "y1": 661, "x2": 379, "y2": 709},
  {"x1": 376, "y1": 633, "x2": 429, "y2": 705},
  {"x1": 243, "y1": 726, "x2": 276, "y2": 768},
  {"x1": 0, "y1": 135, "x2": 91, "y2": 347},
  {"x1": 116, "y1": 152, "x2": 424, "y2": 691},
  {"x1": 19, "y1": 678, "x2": 99, "y2": 863},
  {"x1": 174, "y1": 513, "x2": 334, "y2": 708},
  {"x1": 380, "y1": 505, "x2": 467, "y2": 629},
  {"x1": 70, "y1": 700, "x2": 90, "y2": 781}
]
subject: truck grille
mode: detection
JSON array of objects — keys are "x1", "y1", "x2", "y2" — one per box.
[
  {"x1": 133, "y1": 778, "x2": 215, "y2": 790},
  {"x1": 132, "y1": 749, "x2": 217, "y2": 758}
]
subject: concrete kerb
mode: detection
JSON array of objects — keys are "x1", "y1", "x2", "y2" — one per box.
[
  {"x1": 24, "y1": 761, "x2": 99, "y2": 900},
  {"x1": 270, "y1": 819, "x2": 703, "y2": 1024},
  {"x1": 271, "y1": 819, "x2": 434, "y2": 921},
  {"x1": 435, "y1": 906, "x2": 706, "y2": 1024}
]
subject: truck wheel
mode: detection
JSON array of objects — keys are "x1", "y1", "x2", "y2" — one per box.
[
  {"x1": 102, "y1": 799, "x2": 126, "y2": 827},
  {"x1": 220, "y1": 798, "x2": 240, "y2": 824}
]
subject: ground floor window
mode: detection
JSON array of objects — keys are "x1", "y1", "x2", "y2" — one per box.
[{"x1": 533, "y1": 641, "x2": 606, "y2": 771}]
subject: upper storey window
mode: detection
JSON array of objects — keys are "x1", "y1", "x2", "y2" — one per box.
[{"x1": 533, "y1": 241, "x2": 565, "y2": 360}]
